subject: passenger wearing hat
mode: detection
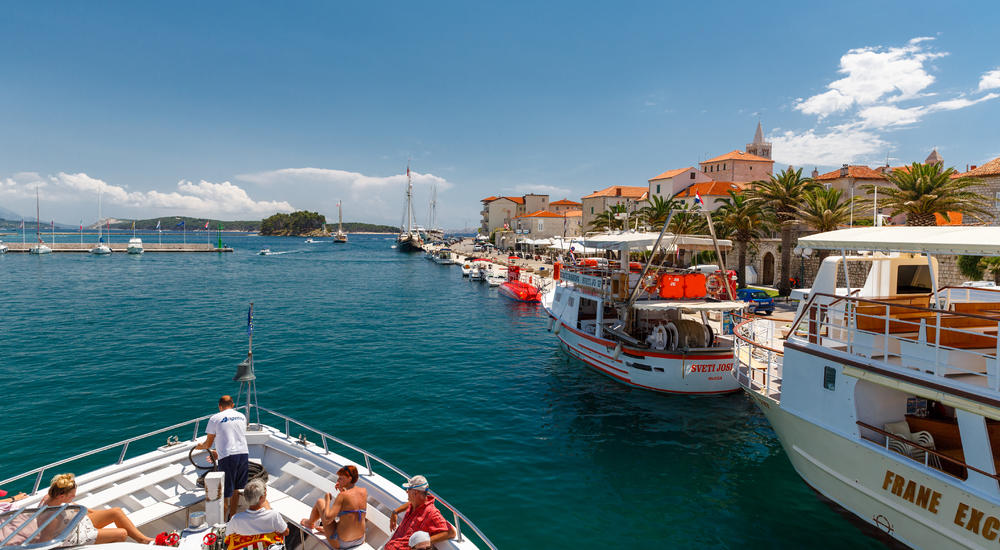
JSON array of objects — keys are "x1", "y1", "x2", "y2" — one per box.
[
  {"x1": 384, "y1": 476, "x2": 455, "y2": 550},
  {"x1": 407, "y1": 531, "x2": 431, "y2": 550},
  {"x1": 0, "y1": 489, "x2": 28, "y2": 513}
]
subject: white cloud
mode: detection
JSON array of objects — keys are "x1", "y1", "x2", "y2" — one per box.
[
  {"x1": 795, "y1": 40, "x2": 945, "y2": 118},
  {"x1": 773, "y1": 37, "x2": 1000, "y2": 167},
  {"x1": 978, "y1": 69, "x2": 1000, "y2": 91},
  {"x1": 237, "y1": 167, "x2": 453, "y2": 191},
  {"x1": 0, "y1": 172, "x2": 294, "y2": 217}
]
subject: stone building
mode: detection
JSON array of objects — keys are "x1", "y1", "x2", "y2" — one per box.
[
  {"x1": 699, "y1": 150, "x2": 773, "y2": 183},
  {"x1": 513, "y1": 210, "x2": 579, "y2": 239},
  {"x1": 646, "y1": 167, "x2": 712, "y2": 201},
  {"x1": 745, "y1": 121, "x2": 772, "y2": 160},
  {"x1": 673, "y1": 181, "x2": 743, "y2": 211},
  {"x1": 480, "y1": 193, "x2": 550, "y2": 234},
  {"x1": 549, "y1": 198, "x2": 582, "y2": 216},
  {"x1": 962, "y1": 156, "x2": 1000, "y2": 224},
  {"x1": 580, "y1": 186, "x2": 648, "y2": 230}
]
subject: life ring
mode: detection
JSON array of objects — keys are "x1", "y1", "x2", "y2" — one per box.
[
  {"x1": 705, "y1": 273, "x2": 726, "y2": 299},
  {"x1": 642, "y1": 273, "x2": 659, "y2": 295}
]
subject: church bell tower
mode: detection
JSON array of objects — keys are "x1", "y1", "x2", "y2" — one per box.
[{"x1": 746, "y1": 121, "x2": 772, "y2": 159}]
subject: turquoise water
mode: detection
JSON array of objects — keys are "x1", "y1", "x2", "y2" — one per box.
[{"x1": 0, "y1": 235, "x2": 881, "y2": 549}]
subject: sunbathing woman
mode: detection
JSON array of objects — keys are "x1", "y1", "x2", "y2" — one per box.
[
  {"x1": 41, "y1": 473, "x2": 154, "y2": 545},
  {"x1": 301, "y1": 465, "x2": 368, "y2": 549}
]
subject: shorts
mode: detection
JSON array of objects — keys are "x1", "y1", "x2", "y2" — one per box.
[
  {"x1": 218, "y1": 453, "x2": 249, "y2": 498},
  {"x1": 63, "y1": 516, "x2": 98, "y2": 547}
]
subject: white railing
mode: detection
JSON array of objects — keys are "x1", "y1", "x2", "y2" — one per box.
[
  {"x1": 733, "y1": 317, "x2": 784, "y2": 400},
  {"x1": 0, "y1": 406, "x2": 497, "y2": 550},
  {"x1": 791, "y1": 293, "x2": 1000, "y2": 391}
]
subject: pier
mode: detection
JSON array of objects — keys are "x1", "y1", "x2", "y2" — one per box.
[{"x1": 4, "y1": 242, "x2": 233, "y2": 253}]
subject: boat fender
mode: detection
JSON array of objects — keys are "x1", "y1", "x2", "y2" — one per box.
[
  {"x1": 553, "y1": 322, "x2": 562, "y2": 335},
  {"x1": 613, "y1": 342, "x2": 622, "y2": 360},
  {"x1": 547, "y1": 318, "x2": 556, "y2": 332}
]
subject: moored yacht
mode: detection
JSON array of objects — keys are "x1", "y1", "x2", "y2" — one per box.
[
  {"x1": 334, "y1": 200, "x2": 348, "y2": 243},
  {"x1": 0, "y1": 240, "x2": 7, "y2": 254},
  {"x1": 733, "y1": 226, "x2": 1000, "y2": 548},
  {"x1": 396, "y1": 164, "x2": 423, "y2": 253},
  {"x1": 542, "y1": 226, "x2": 743, "y2": 395},
  {"x1": 127, "y1": 237, "x2": 144, "y2": 254}
]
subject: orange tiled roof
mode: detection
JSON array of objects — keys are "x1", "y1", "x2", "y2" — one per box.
[
  {"x1": 488, "y1": 196, "x2": 525, "y2": 204},
  {"x1": 582, "y1": 186, "x2": 649, "y2": 200},
  {"x1": 563, "y1": 209, "x2": 582, "y2": 217},
  {"x1": 515, "y1": 210, "x2": 565, "y2": 219},
  {"x1": 649, "y1": 167, "x2": 694, "y2": 181},
  {"x1": 550, "y1": 198, "x2": 582, "y2": 206},
  {"x1": 963, "y1": 157, "x2": 1000, "y2": 177},
  {"x1": 674, "y1": 181, "x2": 743, "y2": 198},
  {"x1": 814, "y1": 166, "x2": 888, "y2": 181},
  {"x1": 481, "y1": 196, "x2": 498, "y2": 203},
  {"x1": 701, "y1": 150, "x2": 773, "y2": 164}
]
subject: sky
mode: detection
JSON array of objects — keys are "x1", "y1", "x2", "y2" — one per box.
[{"x1": 1, "y1": 1, "x2": 999, "y2": 229}]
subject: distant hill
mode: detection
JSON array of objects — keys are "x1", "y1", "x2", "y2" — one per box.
[{"x1": 106, "y1": 217, "x2": 260, "y2": 231}]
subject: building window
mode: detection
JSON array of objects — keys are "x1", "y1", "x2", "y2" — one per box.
[
  {"x1": 723, "y1": 163, "x2": 727, "y2": 170},
  {"x1": 656, "y1": 184, "x2": 660, "y2": 194},
  {"x1": 591, "y1": 207, "x2": 594, "y2": 214},
  {"x1": 690, "y1": 172, "x2": 695, "y2": 179},
  {"x1": 537, "y1": 220, "x2": 544, "y2": 231}
]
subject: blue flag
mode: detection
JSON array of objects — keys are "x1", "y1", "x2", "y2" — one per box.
[
  {"x1": 247, "y1": 306, "x2": 253, "y2": 335},
  {"x1": 176, "y1": 220, "x2": 185, "y2": 227}
]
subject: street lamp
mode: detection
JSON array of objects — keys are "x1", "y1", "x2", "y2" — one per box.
[{"x1": 793, "y1": 246, "x2": 813, "y2": 288}]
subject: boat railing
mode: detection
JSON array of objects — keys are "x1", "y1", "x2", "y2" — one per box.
[
  {"x1": 249, "y1": 406, "x2": 498, "y2": 550},
  {"x1": 732, "y1": 317, "x2": 784, "y2": 400},
  {"x1": 787, "y1": 292, "x2": 1000, "y2": 391},
  {"x1": 0, "y1": 408, "x2": 497, "y2": 550},
  {"x1": 0, "y1": 504, "x2": 89, "y2": 550}
]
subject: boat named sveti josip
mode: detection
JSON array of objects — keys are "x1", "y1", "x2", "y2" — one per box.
[
  {"x1": 543, "y1": 220, "x2": 745, "y2": 395},
  {"x1": 734, "y1": 226, "x2": 1000, "y2": 548}
]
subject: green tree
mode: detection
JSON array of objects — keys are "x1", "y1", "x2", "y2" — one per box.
[
  {"x1": 589, "y1": 204, "x2": 628, "y2": 232},
  {"x1": 748, "y1": 167, "x2": 818, "y2": 296},
  {"x1": 638, "y1": 195, "x2": 678, "y2": 230},
  {"x1": 958, "y1": 255, "x2": 985, "y2": 280},
  {"x1": 794, "y1": 186, "x2": 852, "y2": 260},
  {"x1": 715, "y1": 190, "x2": 773, "y2": 288},
  {"x1": 862, "y1": 162, "x2": 988, "y2": 226},
  {"x1": 667, "y1": 202, "x2": 707, "y2": 235}
]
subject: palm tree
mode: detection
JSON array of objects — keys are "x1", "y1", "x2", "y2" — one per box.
[
  {"x1": 638, "y1": 195, "x2": 678, "y2": 230},
  {"x1": 862, "y1": 162, "x2": 988, "y2": 226},
  {"x1": 748, "y1": 167, "x2": 817, "y2": 296},
  {"x1": 588, "y1": 204, "x2": 628, "y2": 232},
  {"x1": 715, "y1": 190, "x2": 773, "y2": 288},
  {"x1": 794, "y1": 187, "x2": 852, "y2": 260},
  {"x1": 667, "y1": 201, "x2": 707, "y2": 235}
]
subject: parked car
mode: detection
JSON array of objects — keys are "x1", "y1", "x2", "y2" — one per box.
[
  {"x1": 472, "y1": 244, "x2": 484, "y2": 252},
  {"x1": 736, "y1": 288, "x2": 774, "y2": 315}
]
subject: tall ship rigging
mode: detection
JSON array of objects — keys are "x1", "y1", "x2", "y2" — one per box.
[
  {"x1": 396, "y1": 163, "x2": 423, "y2": 252},
  {"x1": 334, "y1": 200, "x2": 348, "y2": 243}
]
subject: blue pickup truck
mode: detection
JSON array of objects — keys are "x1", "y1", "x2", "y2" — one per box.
[{"x1": 736, "y1": 288, "x2": 775, "y2": 315}]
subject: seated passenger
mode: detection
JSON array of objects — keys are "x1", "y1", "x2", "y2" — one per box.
[
  {"x1": 41, "y1": 473, "x2": 153, "y2": 545},
  {"x1": 300, "y1": 465, "x2": 368, "y2": 549},
  {"x1": 385, "y1": 476, "x2": 456, "y2": 550},
  {"x1": 225, "y1": 479, "x2": 288, "y2": 550}
]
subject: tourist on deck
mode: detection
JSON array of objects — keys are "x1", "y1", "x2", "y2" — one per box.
[
  {"x1": 407, "y1": 531, "x2": 432, "y2": 550},
  {"x1": 0, "y1": 489, "x2": 27, "y2": 512},
  {"x1": 385, "y1": 476, "x2": 456, "y2": 550},
  {"x1": 28, "y1": 473, "x2": 153, "y2": 545},
  {"x1": 301, "y1": 465, "x2": 368, "y2": 549},
  {"x1": 224, "y1": 479, "x2": 287, "y2": 550},
  {"x1": 194, "y1": 395, "x2": 249, "y2": 520}
]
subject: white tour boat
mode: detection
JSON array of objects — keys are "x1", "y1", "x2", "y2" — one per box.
[
  {"x1": 460, "y1": 262, "x2": 472, "y2": 277},
  {"x1": 0, "y1": 318, "x2": 495, "y2": 550},
  {"x1": 127, "y1": 237, "x2": 144, "y2": 255},
  {"x1": 733, "y1": 226, "x2": 1000, "y2": 548},
  {"x1": 542, "y1": 226, "x2": 744, "y2": 395}
]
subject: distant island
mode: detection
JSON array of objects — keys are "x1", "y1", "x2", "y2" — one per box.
[
  {"x1": 261, "y1": 211, "x2": 398, "y2": 236},
  {"x1": 0, "y1": 214, "x2": 400, "y2": 236}
]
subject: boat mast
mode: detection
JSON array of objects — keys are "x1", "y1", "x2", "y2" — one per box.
[
  {"x1": 338, "y1": 201, "x2": 343, "y2": 233},
  {"x1": 35, "y1": 187, "x2": 42, "y2": 243},
  {"x1": 405, "y1": 163, "x2": 413, "y2": 234}
]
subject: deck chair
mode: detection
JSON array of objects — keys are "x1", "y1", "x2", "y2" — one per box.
[{"x1": 910, "y1": 430, "x2": 943, "y2": 470}]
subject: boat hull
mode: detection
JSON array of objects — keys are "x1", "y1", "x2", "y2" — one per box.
[
  {"x1": 548, "y1": 311, "x2": 738, "y2": 394},
  {"x1": 498, "y1": 281, "x2": 541, "y2": 302},
  {"x1": 397, "y1": 236, "x2": 423, "y2": 252}
]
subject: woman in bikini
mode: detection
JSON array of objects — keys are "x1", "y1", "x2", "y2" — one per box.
[
  {"x1": 301, "y1": 465, "x2": 368, "y2": 549},
  {"x1": 30, "y1": 473, "x2": 153, "y2": 545}
]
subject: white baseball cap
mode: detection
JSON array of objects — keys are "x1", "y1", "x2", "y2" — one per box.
[
  {"x1": 408, "y1": 530, "x2": 431, "y2": 547},
  {"x1": 401, "y1": 475, "x2": 429, "y2": 491}
]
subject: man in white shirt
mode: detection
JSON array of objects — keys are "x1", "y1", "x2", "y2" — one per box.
[
  {"x1": 195, "y1": 395, "x2": 249, "y2": 520},
  {"x1": 224, "y1": 479, "x2": 288, "y2": 550}
]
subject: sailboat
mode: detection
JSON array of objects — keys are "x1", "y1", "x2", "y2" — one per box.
[
  {"x1": 90, "y1": 186, "x2": 112, "y2": 255},
  {"x1": 334, "y1": 200, "x2": 348, "y2": 243},
  {"x1": 396, "y1": 164, "x2": 424, "y2": 252},
  {"x1": 426, "y1": 183, "x2": 444, "y2": 242},
  {"x1": 28, "y1": 188, "x2": 52, "y2": 255}
]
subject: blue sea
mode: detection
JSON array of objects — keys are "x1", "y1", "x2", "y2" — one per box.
[{"x1": 0, "y1": 233, "x2": 881, "y2": 549}]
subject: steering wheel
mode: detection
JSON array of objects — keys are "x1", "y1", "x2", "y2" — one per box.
[{"x1": 188, "y1": 447, "x2": 217, "y2": 471}]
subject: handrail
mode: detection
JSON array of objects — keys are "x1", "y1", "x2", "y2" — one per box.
[
  {"x1": 857, "y1": 421, "x2": 998, "y2": 481},
  {"x1": 0, "y1": 407, "x2": 498, "y2": 550},
  {"x1": 0, "y1": 413, "x2": 214, "y2": 494},
  {"x1": 0, "y1": 505, "x2": 87, "y2": 550},
  {"x1": 251, "y1": 406, "x2": 497, "y2": 550},
  {"x1": 733, "y1": 318, "x2": 784, "y2": 355},
  {"x1": 811, "y1": 292, "x2": 1000, "y2": 323}
]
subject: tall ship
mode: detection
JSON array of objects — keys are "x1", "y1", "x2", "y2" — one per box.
[
  {"x1": 542, "y1": 222, "x2": 745, "y2": 395},
  {"x1": 734, "y1": 226, "x2": 1000, "y2": 548},
  {"x1": 28, "y1": 187, "x2": 52, "y2": 255},
  {"x1": 334, "y1": 200, "x2": 348, "y2": 243},
  {"x1": 396, "y1": 164, "x2": 423, "y2": 252}
]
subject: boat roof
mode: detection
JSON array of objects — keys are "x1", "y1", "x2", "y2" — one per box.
[
  {"x1": 798, "y1": 226, "x2": 1000, "y2": 256},
  {"x1": 634, "y1": 300, "x2": 746, "y2": 312},
  {"x1": 581, "y1": 232, "x2": 732, "y2": 251}
]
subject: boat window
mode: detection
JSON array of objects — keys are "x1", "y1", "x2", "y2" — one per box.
[
  {"x1": 823, "y1": 366, "x2": 836, "y2": 390},
  {"x1": 896, "y1": 264, "x2": 932, "y2": 294}
]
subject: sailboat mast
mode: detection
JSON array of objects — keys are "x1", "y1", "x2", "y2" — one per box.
[
  {"x1": 36, "y1": 188, "x2": 41, "y2": 242},
  {"x1": 405, "y1": 163, "x2": 413, "y2": 233},
  {"x1": 338, "y1": 201, "x2": 343, "y2": 232}
]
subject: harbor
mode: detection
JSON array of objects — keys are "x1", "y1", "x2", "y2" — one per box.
[{"x1": 1, "y1": 241, "x2": 233, "y2": 253}]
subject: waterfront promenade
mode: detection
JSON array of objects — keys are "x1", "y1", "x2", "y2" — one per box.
[{"x1": 4, "y1": 242, "x2": 233, "y2": 253}]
